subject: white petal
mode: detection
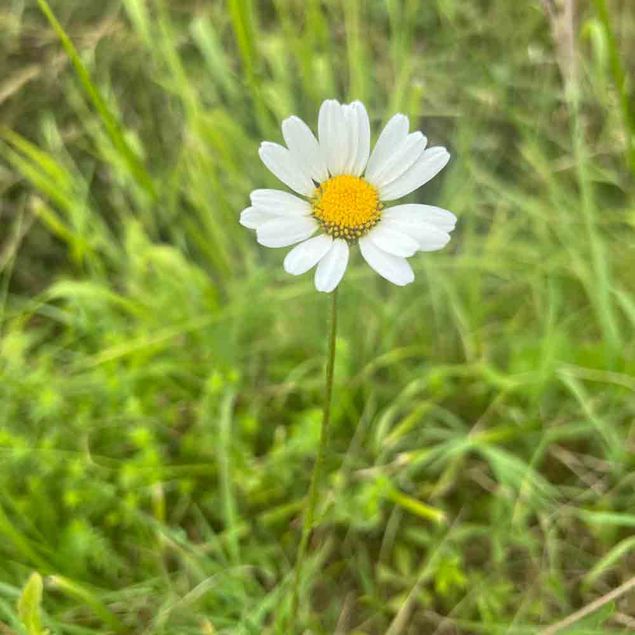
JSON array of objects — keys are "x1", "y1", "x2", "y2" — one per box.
[
  {"x1": 359, "y1": 237, "x2": 415, "y2": 286},
  {"x1": 240, "y1": 206, "x2": 278, "y2": 229},
  {"x1": 256, "y1": 216, "x2": 317, "y2": 248},
  {"x1": 318, "y1": 99, "x2": 348, "y2": 176},
  {"x1": 382, "y1": 218, "x2": 451, "y2": 252},
  {"x1": 250, "y1": 189, "x2": 311, "y2": 216},
  {"x1": 416, "y1": 229, "x2": 451, "y2": 251},
  {"x1": 382, "y1": 204, "x2": 457, "y2": 233},
  {"x1": 314, "y1": 239, "x2": 349, "y2": 293},
  {"x1": 281, "y1": 116, "x2": 329, "y2": 183},
  {"x1": 259, "y1": 142, "x2": 315, "y2": 196},
  {"x1": 341, "y1": 104, "x2": 359, "y2": 175},
  {"x1": 365, "y1": 113, "x2": 409, "y2": 181},
  {"x1": 340, "y1": 102, "x2": 371, "y2": 176},
  {"x1": 348, "y1": 101, "x2": 371, "y2": 176},
  {"x1": 283, "y1": 234, "x2": 333, "y2": 275},
  {"x1": 366, "y1": 132, "x2": 427, "y2": 189},
  {"x1": 368, "y1": 223, "x2": 420, "y2": 257},
  {"x1": 379, "y1": 147, "x2": 450, "y2": 201}
]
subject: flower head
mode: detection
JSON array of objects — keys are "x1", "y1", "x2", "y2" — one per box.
[{"x1": 240, "y1": 99, "x2": 456, "y2": 293}]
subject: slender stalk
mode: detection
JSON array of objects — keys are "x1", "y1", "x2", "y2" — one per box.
[
  {"x1": 592, "y1": 0, "x2": 635, "y2": 176},
  {"x1": 289, "y1": 288, "x2": 338, "y2": 631}
]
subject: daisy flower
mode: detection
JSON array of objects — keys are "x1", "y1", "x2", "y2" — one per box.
[{"x1": 240, "y1": 99, "x2": 456, "y2": 293}]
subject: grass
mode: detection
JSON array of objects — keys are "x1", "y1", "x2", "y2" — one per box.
[{"x1": 0, "y1": 0, "x2": 634, "y2": 633}]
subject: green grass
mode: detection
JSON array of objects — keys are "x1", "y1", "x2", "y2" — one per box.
[{"x1": 1, "y1": 0, "x2": 635, "y2": 633}]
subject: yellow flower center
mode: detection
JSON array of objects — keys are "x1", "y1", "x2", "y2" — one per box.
[{"x1": 311, "y1": 175, "x2": 381, "y2": 241}]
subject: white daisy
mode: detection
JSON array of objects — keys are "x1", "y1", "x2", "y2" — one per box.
[{"x1": 240, "y1": 99, "x2": 456, "y2": 293}]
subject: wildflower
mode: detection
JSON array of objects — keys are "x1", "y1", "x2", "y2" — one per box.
[{"x1": 241, "y1": 99, "x2": 456, "y2": 292}]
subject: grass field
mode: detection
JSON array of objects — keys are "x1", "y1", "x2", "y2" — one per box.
[{"x1": 1, "y1": 0, "x2": 635, "y2": 633}]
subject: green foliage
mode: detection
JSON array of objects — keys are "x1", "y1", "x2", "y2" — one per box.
[
  {"x1": 17, "y1": 573, "x2": 48, "y2": 635},
  {"x1": 0, "y1": 0, "x2": 634, "y2": 633}
]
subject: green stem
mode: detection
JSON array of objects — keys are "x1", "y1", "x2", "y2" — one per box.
[
  {"x1": 592, "y1": 0, "x2": 635, "y2": 176},
  {"x1": 289, "y1": 288, "x2": 338, "y2": 631}
]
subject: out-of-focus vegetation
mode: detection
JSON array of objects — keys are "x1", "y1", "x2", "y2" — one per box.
[{"x1": 1, "y1": 0, "x2": 634, "y2": 633}]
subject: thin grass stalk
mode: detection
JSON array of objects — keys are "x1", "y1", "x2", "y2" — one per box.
[
  {"x1": 36, "y1": 0, "x2": 156, "y2": 200},
  {"x1": 592, "y1": 0, "x2": 635, "y2": 176},
  {"x1": 289, "y1": 288, "x2": 338, "y2": 630},
  {"x1": 343, "y1": 0, "x2": 368, "y2": 102},
  {"x1": 545, "y1": 0, "x2": 621, "y2": 357},
  {"x1": 227, "y1": 0, "x2": 270, "y2": 135}
]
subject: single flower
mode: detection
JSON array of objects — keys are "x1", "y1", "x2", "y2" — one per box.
[{"x1": 240, "y1": 99, "x2": 456, "y2": 293}]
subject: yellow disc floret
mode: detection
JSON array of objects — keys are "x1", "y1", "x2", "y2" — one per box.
[{"x1": 312, "y1": 175, "x2": 381, "y2": 241}]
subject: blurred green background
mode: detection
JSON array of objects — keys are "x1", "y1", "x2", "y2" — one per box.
[{"x1": 1, "y1": 0, "x2": 635, "y2": 633}]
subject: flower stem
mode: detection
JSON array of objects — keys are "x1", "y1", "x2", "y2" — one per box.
[{"x1": 289, "y1": 288, "x2": 338, "y2": 630}]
